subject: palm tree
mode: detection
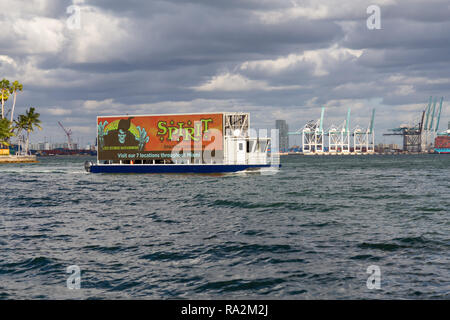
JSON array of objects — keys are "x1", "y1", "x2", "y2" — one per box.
[
  {"x1": 16, "y1": 107, "x2": 42, "y2": 154},
  {"x1": 14, "y1": 114, "x2": 28, "y2": 154},
  {"x1": 0, "y1": 118, "x2": 14, "y2": 147},
  {"x1": 0, "y1": 78, "x2": 10, "y2": 119},
  {"x1": 9, "y1": 80, "x2": 23, "y2": 122}
]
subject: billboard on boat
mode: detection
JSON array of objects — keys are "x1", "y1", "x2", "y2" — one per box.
[{"x1": 97, "y1": 113, "x2": 223, "y2": 161}]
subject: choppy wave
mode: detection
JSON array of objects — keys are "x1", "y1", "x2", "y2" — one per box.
[{"x1": 0, "y1": 154, "x2": 449, "y2": 299}]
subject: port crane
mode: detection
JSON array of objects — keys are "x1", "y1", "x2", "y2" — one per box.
[
  {"x1": 288, "y1": 107, "x2": 325, "y2": 153},
  {"x1": 383, "y1": 97, "x2": 443, "y2": 152},
  {"x1": 353, "y1": 108, "x2": 375, "y2": 153},
  {"x1": 58, "y1": 121, "x2": 73, "y2": 150},
  {"x1": 327, "y1": 108, "x2": 351, "y2": 153},
  {"x1": 288, "y1": 106, "x2": 375, "y2": 154}
]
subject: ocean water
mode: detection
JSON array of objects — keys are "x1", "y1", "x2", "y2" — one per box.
[{"x1": 0, "y1": 154, "x2": 449, "y2": 299}]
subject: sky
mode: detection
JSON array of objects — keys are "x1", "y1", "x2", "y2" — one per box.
[{"x1": 1, "y1": 0, "x2": 449, "y2": 147}]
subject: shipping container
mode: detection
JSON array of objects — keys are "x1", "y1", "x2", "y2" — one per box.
[{"x1": 434, "y1": 133, "x2": 450, "y2": 153}]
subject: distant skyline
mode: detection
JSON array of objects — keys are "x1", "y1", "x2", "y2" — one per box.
[{"x1": 1, "y1": 0, "x2": 449, "y2": 145}]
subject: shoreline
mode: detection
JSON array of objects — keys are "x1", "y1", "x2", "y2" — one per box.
[
  {"x1": 278, "y1": 151, "x2": 446, "y2": 156},
  {"x1": 0, "y1": 155, "x2": 39, "y2": 163}
]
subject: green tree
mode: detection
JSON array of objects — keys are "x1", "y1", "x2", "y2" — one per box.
[
  {"x1": 16, "y1": 107, "x2": 42, "y2": 154},
  {"x1": 0, "y1": 78, "x2": 10, "y2": 119},
  {"x1": 0, "y1": 118, "x2": 14, "y2": 147},
  {"x1": 14, "y1": 113, "x2": 28, "y2": 154},
  {"x1": 9, "y1": 80, "x2": 23, "y2": 122}
]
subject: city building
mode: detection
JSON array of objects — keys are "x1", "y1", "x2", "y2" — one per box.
[
  {"x1": 275, "y1": 120, "x2": 289, "y2": 152},
  {"x1": 30, "y1": 142, "x2": 78, "y2": 150},
  {"x1": 375, "y1": 143, "x2": 401, "y2": 153}
]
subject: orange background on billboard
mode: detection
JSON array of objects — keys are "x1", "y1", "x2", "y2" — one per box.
[{"x1": 98, "y1": 113, "x2": 223, "y2": 152}]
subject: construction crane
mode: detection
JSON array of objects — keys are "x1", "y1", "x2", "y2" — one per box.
[{"x1": 58, "y1": 121, "x2": 73, "y2": 150}]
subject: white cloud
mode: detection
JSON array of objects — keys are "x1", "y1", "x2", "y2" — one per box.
[
  {"x1": 255, "y1": 0, "x2": 398, "y2": 24},
  {"x1": 0, "y1": 0, "x2": 63, "y2": 18},
  {"x1": 0, "y1": 2, "x2": 131, "y2": 64},
  {"x1": 63, "y1": 5, "x2": 131, "y2": 63},
  {"x1": 395, "y1": 85, "x2": 415, "y2": 96},
  {"x1": 1, "y1": 16, "x2": 65, "y2": 55},
  {"x1": 81, "y1": 98, "x2": 248, "y2": 115},
  {"x1": 69, "y1": 125, "x2": 93, "y2": 134},
  {"x1": 4, "y1": 56, "x2": 90, "y2": 88},
  {"x1": 240, "y1": 45, "x2": 363, "y2": 76},
  {"x1": 255, "y1": 4, "x2": 329, "y2": 24},
  {"x1": 332, "y1": 81, "x2": 378, "y2": 93},
  {"x1": 194, "y1": 72, "x2": 303, "y2": 91},
  {"x1": 43, "y1": 107, "x2": 72, "y2": 116},
  {"x1": 0, "y1": 55, "x2": 18, "y2": 75},
  {"x1": 387, "y1": 75, "x2": 450, "y2": 85},
  {"x1": 323, "y1": 98, "x2": 367, "y2": 111},
  {"x1": 194, "y1": 73, "x2": 268, "y2": 91},
  {"x1": 81, "y1": 98, "x2": 123, "y2": 115},
  {"x1": 0, "y1": 55, "x2": 16, "y2": 66}
]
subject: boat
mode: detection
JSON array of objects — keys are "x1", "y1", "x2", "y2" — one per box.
[
  {"x1": 85, "y1": 112, "x2": 280, "y2": 173},
  {"x1": 434, "y1": 131, "x2": 450, "y2": 154}
]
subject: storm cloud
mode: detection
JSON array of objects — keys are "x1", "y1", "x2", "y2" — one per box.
[{"x1": 1, "y1": 0, "x2": 449, "y2": 146}]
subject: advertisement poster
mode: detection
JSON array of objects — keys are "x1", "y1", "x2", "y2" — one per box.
[{"x1": 97, "y1": 113, "x2": 223, "y2": 161}]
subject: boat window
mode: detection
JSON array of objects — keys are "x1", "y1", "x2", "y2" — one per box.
[
  {"x1": 247, "y1": 141, "x2": 253, "y2": 153},
  {"x1": 239, "y1": 143, "x2": 243, "y2": 151},
  {"x1": 259, "y1": 141, "x2": 267, "y2": 152}
]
